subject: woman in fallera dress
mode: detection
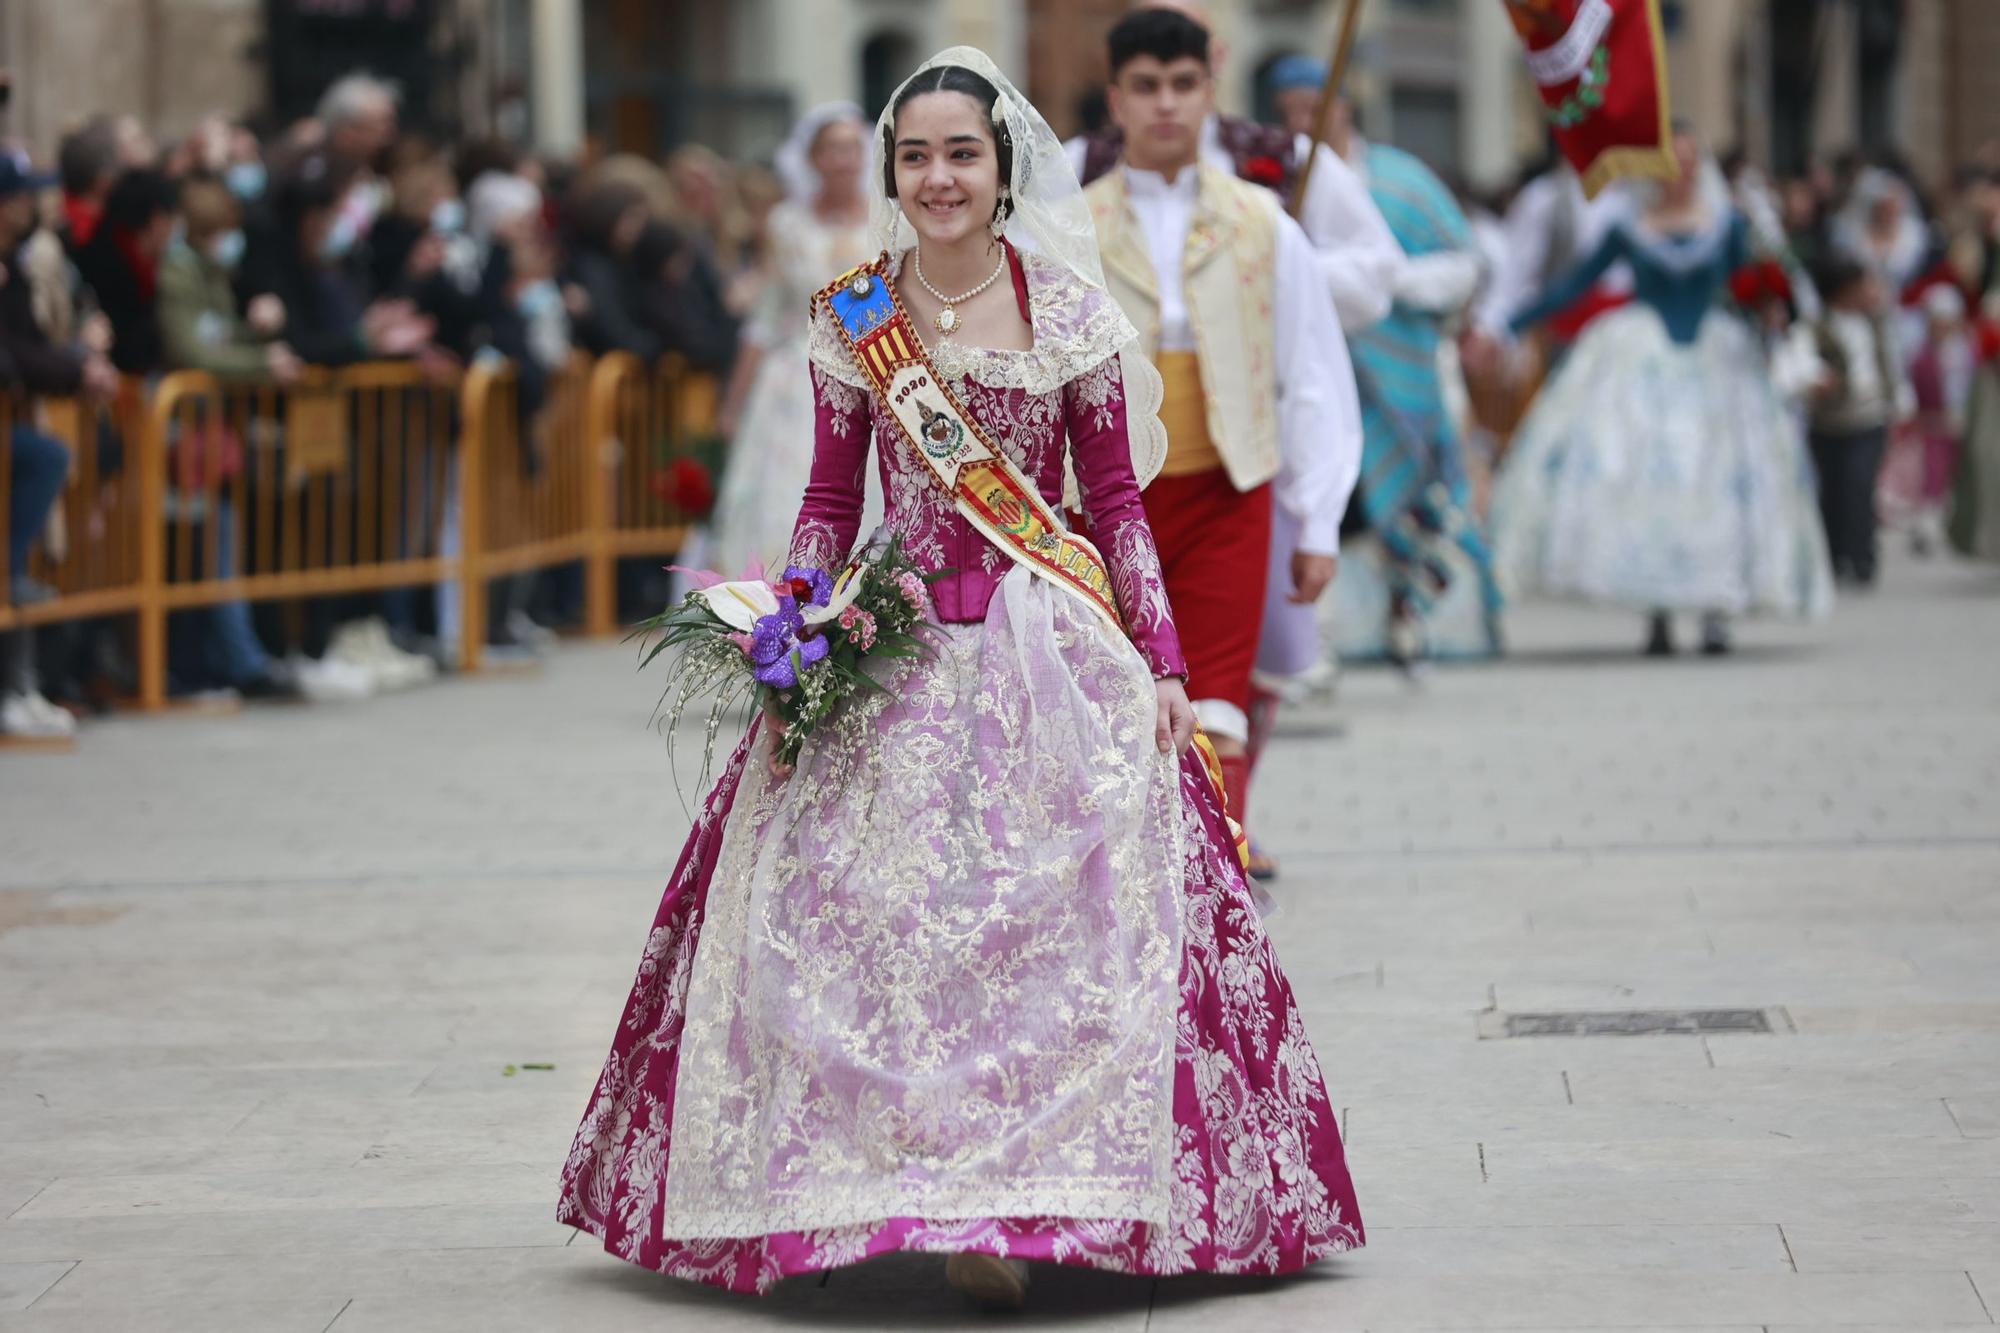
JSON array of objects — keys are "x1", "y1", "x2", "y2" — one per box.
[
  {"x1": 558, "y1": 47, "x2": 1363, "y2": 1308},
  {"x1": 1488, "y1": 127, "x2": 1833, "y2": 656}
]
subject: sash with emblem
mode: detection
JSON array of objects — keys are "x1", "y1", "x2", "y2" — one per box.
[{"x1": 814, "y1": 254, "x2": 1126, "y2": 635}]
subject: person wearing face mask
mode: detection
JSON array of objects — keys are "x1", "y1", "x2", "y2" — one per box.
[
  {"x1": 152, "y1": 175, "x2": 317, "y2": 703},
  {"x1": 225, "y1": 156, "x2": 267, "y2": 207},
  {"x1": 158, "y1": 175, "x2": 303, "y2": 383},
  {"x1": 240, "y1": 153, "x2": 432, "y2": 368}
]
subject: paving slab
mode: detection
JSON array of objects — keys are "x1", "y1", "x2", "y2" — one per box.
[{"x1": 1, "y1": 548, "x2": 1995, "y2": 1328}]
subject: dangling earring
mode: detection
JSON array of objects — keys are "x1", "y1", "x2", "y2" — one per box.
[{"x1": 991, "y1": 188, "x2": 1010, "y2": 240}]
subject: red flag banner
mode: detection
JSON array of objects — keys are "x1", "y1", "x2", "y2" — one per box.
[{"x1": 1504, "y1": 0, "x2": 1675, "y2": 198}]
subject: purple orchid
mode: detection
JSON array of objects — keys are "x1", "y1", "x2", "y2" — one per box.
[
  {"x1": 779, "y1": 565, "x2": 834, "y2": 607},
  {"x1": 749, "y1": 602, "x2": 830, "y2": 689}
]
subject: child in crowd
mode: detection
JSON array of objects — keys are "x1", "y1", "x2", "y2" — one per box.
[
  {"x1": 1904, "y1": 283, "x2": 1978, "y2": 555},
  {"x1": 1808, "y1": 256, "x2": 1914, "y2": 586}
]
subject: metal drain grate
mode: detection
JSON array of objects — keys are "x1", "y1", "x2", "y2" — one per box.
[{"x1": 1494, "y1": 1009, "x2": 1781, "y2": 1038}]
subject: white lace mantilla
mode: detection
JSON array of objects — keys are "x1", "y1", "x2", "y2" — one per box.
[
  {"x1": 660, "y1": 569, "x2": 1186, "y2": 1238},
  {"x1": 806, "y1": 249, "x2": 1169, "y2": 499}
]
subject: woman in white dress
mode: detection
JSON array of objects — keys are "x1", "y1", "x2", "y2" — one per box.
[
  {"x1": 699, "y1": 104, "x2": 879, "y2": 576},
  {"x1": 1488, "y1": 131, "x2": 1833, "y2": 655}
]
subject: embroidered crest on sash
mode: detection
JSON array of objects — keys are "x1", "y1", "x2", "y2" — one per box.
[{"x1": 814, "y1": 254, "x2": 1125, "y2": 634}]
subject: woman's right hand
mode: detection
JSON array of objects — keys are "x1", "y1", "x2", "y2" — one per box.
[{"x1": 765, "y1": 712, "x2": 794, "y2": 782}]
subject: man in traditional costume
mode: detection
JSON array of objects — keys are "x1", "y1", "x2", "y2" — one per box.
[
  {"x1": 1069, "y1": 3, "x2": 1404, "y2": 331},
  {"x1": 1083, "y1": 7, "x2": 1362, "y2": 832},
  {"x1": 1074, "y1": 7, "x2": 1402, "y2": 878}
]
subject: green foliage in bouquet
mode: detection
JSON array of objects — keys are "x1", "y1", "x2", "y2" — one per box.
[{"x1": 631, "y1": 537, "x2": 945, "y2": 793}]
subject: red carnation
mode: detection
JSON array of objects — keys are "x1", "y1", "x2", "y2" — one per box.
[
  {"x1": 1728, "y1": 260, "x2": 1792, "y2": 309},
  {"x1": 1242, "y1": 154, "x2": 1285, "y2": 188},
  {"x1": 650, "y1": 457, "x2": 715, "y2": 515},
  {"x1": 1977, "y1": 317, "x2": 2000, "y2": 364}
]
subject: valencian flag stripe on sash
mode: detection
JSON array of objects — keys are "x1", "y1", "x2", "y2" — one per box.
[
  {"x1": 1503, "y1": 0, "x2": 1675, "y2": 198},
  {"x1": 815, "y1": 255, "x2": 1127, "y2": 635}
]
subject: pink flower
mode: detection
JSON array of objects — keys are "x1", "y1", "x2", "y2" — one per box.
[
  {"x1": 727, "y1": 631, "x2": 755, "y2": 656},
  {"x1": 838, "y1": 605, "x2": 878, "y2": 650},
  {"x1": 896, "y1": 571, "x2": 928, "y2": 611}
]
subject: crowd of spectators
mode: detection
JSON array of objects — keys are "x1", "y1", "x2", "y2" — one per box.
[
  {"x1": 9, "y1": 70, "x2": 2000, "y2": 740},
  {"x1": 2, "y1": 75, "x2": 778, "y2": 737}
]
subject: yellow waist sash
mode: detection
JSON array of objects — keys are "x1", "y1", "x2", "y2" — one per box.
[{"x1": 1154, "y1": 350, "x2": 1223, "y2": 478}]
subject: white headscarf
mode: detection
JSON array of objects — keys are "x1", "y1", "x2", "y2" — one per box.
[
  {"x1": 871, "y1": 46, "x2": 1167, "y2": 489},
  {"x1": 774, "y1": 101, "x2": 867, "y2": 205}
]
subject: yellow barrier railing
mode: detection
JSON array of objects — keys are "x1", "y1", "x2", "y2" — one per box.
[
  {"x1": 0, "y1": 385, "x2": 150, "y2": 634},
  {"x1": 582, "y1": 352, "x2": 722, "y2": 635},
  {"x1": 1, "y1": 352, "x2": 721, "y2": 711},
  {"x1": 136, "y1": 363, "x2": 463, "y2": 706},
  {"x1": 459, "y1": 352, "x2": 595, "y2": 672}
]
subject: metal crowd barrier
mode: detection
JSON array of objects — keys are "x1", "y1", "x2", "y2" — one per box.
[
  {"x1": 1, "y1": 353, "x2": 723, "y2": 713},
  {"x1": 0, "y1": 385, "x2": 150, "y2": 635},
  {"x1": 138, "y1": 362, "x2": 463, "y2": 706},
  {"x1": 581, "y1": 351, "x2": 722, "y2": 635},
  {"x1": 459, "y1": 353, "x2": 596, "y2": 672}
]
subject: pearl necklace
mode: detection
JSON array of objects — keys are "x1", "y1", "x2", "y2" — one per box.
[{"x1": 913, "y1": 245, "x2": 1006, "y2": 337}]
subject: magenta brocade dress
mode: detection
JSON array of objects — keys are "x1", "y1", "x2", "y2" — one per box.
[{"x1": 557, "y1": 248, "x2": 1364, "y2": 1294}]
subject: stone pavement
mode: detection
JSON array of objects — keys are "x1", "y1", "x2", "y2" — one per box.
[{"x1": 2, "y1": 550, "x2": 1997, "y2": 1332}]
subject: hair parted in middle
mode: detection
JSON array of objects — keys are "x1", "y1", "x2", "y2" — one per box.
[
  {"x1": 881, "y1": 64, "x2": 1017, "y2": 225},
  {"x1": 1106, "y1": 7, "x2": 1212, "y2": 78}
]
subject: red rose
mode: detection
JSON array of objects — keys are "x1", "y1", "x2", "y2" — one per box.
[
  {"x1": 650, "y1": 457, "x2": 715, "y2": 515},
  {"x1": 1727, "y1": 261, "x2": 1791, "y2": 309},
  {"x1": 1727, "y1": 266, "x2": 1760, "y2": 306},
  {"x1": 1242, "y1": 154, "x2": 1284, "y2": 188}
]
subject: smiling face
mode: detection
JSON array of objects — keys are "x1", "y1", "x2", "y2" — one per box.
[
  {"x1": 891, "y1": 91, "x2": 1002, "y2": 249},
  {"x1": 1108, "y1": 54, "x2": 1213, "y2": 175}
]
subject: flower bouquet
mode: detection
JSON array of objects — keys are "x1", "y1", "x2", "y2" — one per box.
[{"x1": 634, "y1": 537, "x2": 941, "y2": 779}]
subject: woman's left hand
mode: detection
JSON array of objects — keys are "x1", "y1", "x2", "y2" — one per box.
[{"x1": 1154, "y1": 677, "x2": 1196, "y2": 758}]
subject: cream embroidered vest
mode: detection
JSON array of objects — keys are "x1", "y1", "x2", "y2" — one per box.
[{"x1": 1086, "y1": 163, "x2": 1281, "y2": 493}]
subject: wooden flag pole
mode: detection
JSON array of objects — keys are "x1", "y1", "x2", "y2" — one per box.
[{"x1": 1288, "y1": 0, "x2": 1369, "y2": 219}]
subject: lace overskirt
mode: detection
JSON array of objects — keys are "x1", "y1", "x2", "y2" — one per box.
[{"x1": 557, "y1": 572, "x2": 1364, "y2": 1292}]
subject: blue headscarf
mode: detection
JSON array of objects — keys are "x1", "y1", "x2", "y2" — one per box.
[{"x1": 1268, "y1": 55, "x2": 1328, "y2": 95}]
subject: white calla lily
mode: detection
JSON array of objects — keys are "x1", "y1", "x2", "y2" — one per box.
[
  {"x1": 801, "y1": 564, "x2": 865, "y2": 626},
  {"x1": 694, "y1": 578, "x2": 782, "y2": 632}
]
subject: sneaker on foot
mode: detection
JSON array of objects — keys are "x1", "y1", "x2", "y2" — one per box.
[
  {"x1": 505, "y1": 608, "x2": 558, "y2": 651},
  {"x1": 289, "y1": 653, "x2": 375, "y2": 702},
  {"x1": 3, "y1": 691, "x2": 76, "y2": 737},
  {"x1": 8, "y1": 575, "x2": 58, "y2": 607}
]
